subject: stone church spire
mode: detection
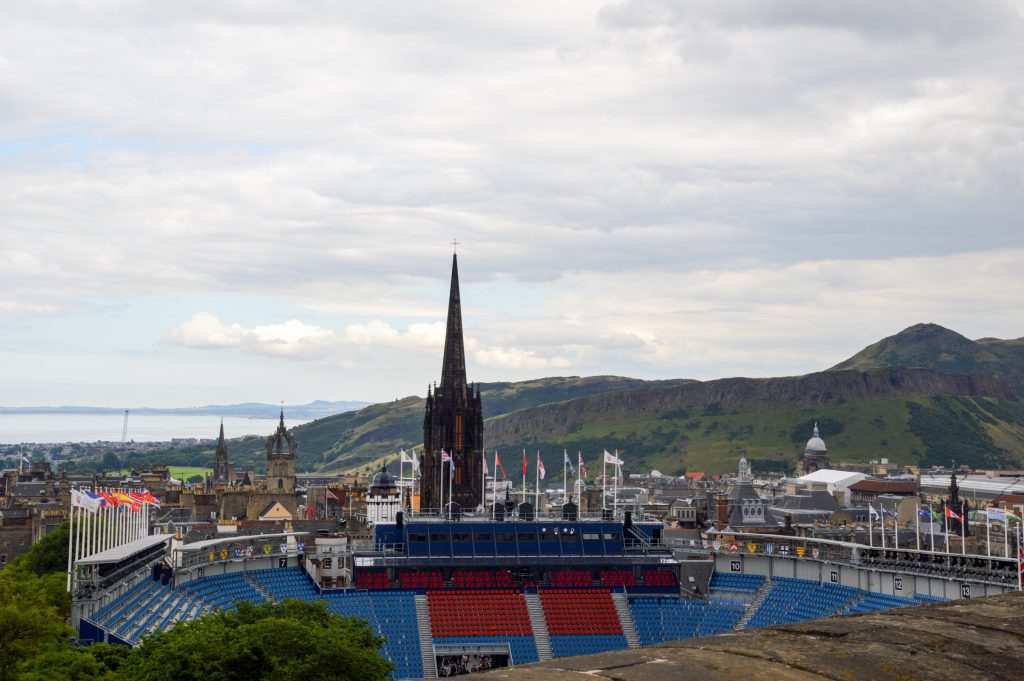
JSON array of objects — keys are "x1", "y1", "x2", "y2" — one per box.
[
  {"x1": 422, "y1": 251, "x2": 484, "y2": 512},
  {"x1": 440, "y1": 253, "x2": 467, "y2": 390},
  {"x1": 213, "y1": 419, "x2": 231, "y2": 483}
]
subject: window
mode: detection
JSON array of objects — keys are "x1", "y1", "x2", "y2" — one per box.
[
  {"x1": 540, "y1": 532, "x2": 555, "y2": 541},
  {"x1": 277, "y1": 479, "x2": 283, "y2": 490},
  {"x1": 322, "y1": 557, "x2": 332, "y2": 569},
  {"x1": 474, "y1": 533, "x2": 492, "y2": 542},
  {"x1": 603, "y1": 533, "x2": 619, "y2": 540},
  {"x1": 496, "y1": 533, "x2": 515, "y2": 542},
  {"x1": 409, "y1": 533, "x2": 427, "y2": 542},
  {"x1": 455, "y1": 414, "x2": 463, "y2": 450},
  {"x1": 582, "y1": 533, "x2": 600, "y2": 541},
  {"x1": 517, "y1": 533, "x2": 535, "y2": 541},
  {"x1": 430, "y1": 533, "x2": 448, "y2": 541},
  {"x1": 452, "y1": 533, "x2": 470, "y2": 542}
]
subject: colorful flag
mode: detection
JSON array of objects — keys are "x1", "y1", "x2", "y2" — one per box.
[
  {"x1": 495, "y1": 452, "x2": 507, "y2": 479},
  {"x1": 71, "y1": 489, "x2": 101, "y2": 513},
  {"x1": 97, "y1": 491, "x2": 119, "y2": 507},
  {"x1": 564, "y1": 451, "x2": 575, "y2": 475},
  {"x1": 917, "y1": 505, "x2": 934, "y2": 520},
  {"x1": 537, "y1": 453, "x2": 546, "y2": 480},
  {"x1": 882, "y1": 506, "x2": 898, "y2": 519},
  {"x1": 522, "y1": 451, "x2": 528, "y2": 477},
  {"x1": 604, "y1": 450, "x2": 623, "y2": 465},
  {"x1": 986, "y1": 507, "x2": 1007, "y2": 523},
  {"x1": 326, "y1": 488, "x2": 338, "y2": 501},
  {"x1": 136, "y1": 490, "x2": 161, "y2": 506},
  {"x1": 441, "y1": 450, "x2": 452, "y2": 464},
  {"x1": 578, "y1": 453, "x2": 588, "y2": 479},
  {"x1": 945, "y1": 506, "x2": 961, "y2": 521}
]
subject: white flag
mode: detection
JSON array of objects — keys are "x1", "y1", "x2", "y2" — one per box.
[
  {"x1": 400, "y1": 449, "x2": 415, "y2": 465},
  {"x1": 71, "y1": 489, "x2": 101, "y2": 513},
  {"x1": 868, "y1": 504, "x2": 879, "y2": 520},
  {"x1": 603, "y1": 450, "x2": 623, "y2": 465}
]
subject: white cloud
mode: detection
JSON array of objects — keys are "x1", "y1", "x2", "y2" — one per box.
[{"x1": 0, "y1": 2, "x2": 1021, "y2": 404}]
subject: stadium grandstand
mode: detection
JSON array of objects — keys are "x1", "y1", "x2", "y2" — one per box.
[{"x1": 71, "y1": 503, "x2": 1021, "y2": 680}]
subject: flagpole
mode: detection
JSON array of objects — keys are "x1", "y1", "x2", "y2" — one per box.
[
  {"x1": 481, "y1": 450, "x2": 486, "y2": 512},
  {"x1": 576, "y1": 452, "x2": 582, "y2": 508},
  {"x1": 915, "y1": 502, "x2": 921, "y2": 552},
  {"x1": 492, "y1": 450, "x2": 498, "y2": 520},
  {"x1": 868, "y1": 506, "x2": 873, "y2": 548},
  {"x1": 399, "y1": 452, "x2": 404, "y2": 511},
  {"x1": 66, "y1": 486, "x2": 75, "y2": 592},
  {"x1": 893, "y1": 503, "x2": 899, "y2": 548},
  {"x1": 986, "y1": 509, "x2": 991, "y2": 558},
  {"x1": 535, "y1": 451, "x2": 540, "y2": 509},
  {"x1": 602, "y1": 451, "x2": 607, "y2": 511},
  {"x1": 522, "y1": 449, "x2": 526, "y2": 509},
  {"x1": 944, "y1": 504, "x2": 950, "y2": 555},
  {"x1": 1005, "y1": 511, "x2": 1010, "y2": 558},
  {"x1": 440, "y1": 454, "x2": 445, "y2": 518},
  {"x1": 563, "y1": 449, "x2": 568, "y2": 504},
  {"x1": 613, "y1": 450, "x2": 619, "y2": 519},
  {"x1": 960, "y1": 502, "x2": 966, "y2": 556},
  {"x1": 930, "y1": 507, "x2": 935, "y2": 552},
  {"x1": 880, "y1": 504, "x2": 886, "y2": 551}
]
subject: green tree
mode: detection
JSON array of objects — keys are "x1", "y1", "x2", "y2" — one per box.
[{"x1": 118, "y1": 599, "x2": 392, "y2": 681}]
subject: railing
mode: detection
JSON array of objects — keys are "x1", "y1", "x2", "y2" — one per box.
[{"x1": 705, "y1": 531, "x2": 1022, "y2": 589}]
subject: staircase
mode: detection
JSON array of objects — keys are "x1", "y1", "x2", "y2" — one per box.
[
  {"x1": 245, "y1": 575, "x2": 274, "y2": 602},
  {"x1": 736, "y1": 579, "x2": 773, "y2": 630},
  {"x1": 611, "y1": 592, "x2": 640, "y2": 648},
  {"x1": 524, "y1": 593, "x2": 553, "y2": 660},
  {"x1": 414, "y1": 595, "x2": 438, "y2": 678}
]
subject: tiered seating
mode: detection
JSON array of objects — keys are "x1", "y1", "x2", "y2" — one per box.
[
  {"x1": 325, "y1": 590, "x2": 422, "y2": 680},
  {"x1": 642, "y1": 568, "x2": 678, "y2": 587},
  {"x1": 709, "y1": 573, "x2": 765, "y2": 593},
  {"x1": 747, "y1": 578, "x2": 861, "y2": 628},
  {"x1": 399, "y1": 569, "x2": 444, "y2": 589},
  {"x1": 428, "y1": 590, "x2": 539, "y2": 664},
  {"x1": 630, "y1": 598, "x2": 743, "y2": 645},
  {"x1": 178, "y1": 572, "x2": 265, "y2": 611},
  {"x1": 93, "y1": 578, "x2": 157, "y2": 628},
  {"x1": 550, "y1": 569, "x2": 591, "y2": 587},
  {"x1": 540, "y1": 589, "x2": 628, "y2": 658},
  {"x1": 848, "y1": 592, "x2": 919, "y2": 613},
  {"x1": 914, "y1": 593, "x2": 946, "y2": 604},
  {"x1": 451, "y1": 569, "x2": 513, "y2": 588},
  {"x1": 250, "y1": 567, "x2": 320, "y2": 600},
  {"x1": 601, "y1": 568, "x2": 635, "y2": 588},
  {"x1": 355, "y1": 570, "x2": 389, "y2": 590}
]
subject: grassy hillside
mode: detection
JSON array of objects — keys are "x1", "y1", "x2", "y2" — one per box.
[
  {"x1": 486, "y1": 395, "x2": 1024, "y2": 478},
  {"x1": 833, "y1": 323, "x2": 1024, "y2": 392},
  {"x1": 151, "y1": 375, "x2": 671, "y2": 475}
]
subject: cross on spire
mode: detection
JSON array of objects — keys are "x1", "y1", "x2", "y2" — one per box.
[{"x1": 450, "y1": 239, "x2": 460, "y2": 254}]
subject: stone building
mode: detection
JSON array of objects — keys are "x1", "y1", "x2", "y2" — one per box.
[
  {"x1": 802, "y1": 422, "x2": 832, "y2": 475},
  {"x1": 421, "y1": 253, "x2": 484, "y2": 511}
]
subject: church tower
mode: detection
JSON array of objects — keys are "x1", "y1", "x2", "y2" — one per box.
[
  {"x1": 213, "y1": 420, "x2": 231, "y2": 483},
  {"x1": 266, "y1": 409, "x2": 297, "y2": 493},
  {"x1": 421, "y1": 253, "x2": 484, "y2": 511}
]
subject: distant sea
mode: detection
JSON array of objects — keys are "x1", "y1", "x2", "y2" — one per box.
[{"x1": 0, "y1": 414, "x2": 310, "y2": 444}]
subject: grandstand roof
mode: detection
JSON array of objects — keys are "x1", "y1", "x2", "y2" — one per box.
[
  {"x1": 76, "y1": 533, "x2": 170, "y2": 566},
  {"x1": 920, "y1": 474, "x2": 1024, "y2": 498},
  {"x1": 178, "y1": 531, "x2": 308, "y2": 552}
]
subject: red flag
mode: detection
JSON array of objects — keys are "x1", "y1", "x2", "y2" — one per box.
[
  {"x1": 522, "y1": 451, "x2": 528, "y2": 477},
  {"x1": 945, "y1": 506, "x2": 961, "y2": 520},
  {"x1": 537, "y1": 453, "x2": 546, "y2": 480},
  {"x1": 495, "y1": 453, "x2": 507, "y2": 478}
]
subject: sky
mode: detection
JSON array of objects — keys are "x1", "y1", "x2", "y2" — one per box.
[{"x1": 1, "y1": 0, "x2": 1022, "y2": 408}]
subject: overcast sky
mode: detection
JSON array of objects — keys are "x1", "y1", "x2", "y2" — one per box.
[{"x1": 1, "y1": 0, "x2": 1022, "y2": 408}]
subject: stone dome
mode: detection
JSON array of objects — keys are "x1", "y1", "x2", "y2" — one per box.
[
  {"x1": 805, "y1": 422, "x2": 827, "y2": 452},
  {"x1": 370, "y1": 465, "x2": 396, "y2": 491}
]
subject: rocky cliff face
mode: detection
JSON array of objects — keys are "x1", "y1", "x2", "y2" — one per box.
[{"x1": 484, "y1": 367, "x2": 1016, "y2": 443}]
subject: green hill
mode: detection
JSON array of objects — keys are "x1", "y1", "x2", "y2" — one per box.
[
  {"x1": 484, "y1": 366, "x2": 1024, "y2": 477},
  {"x1": 832, "y1": 323, "x2": 1024, "y2": 393},
  {"x1": 139, "y1": 324, "x2": 1024, "y2": 478},
  {"x1": 180, "y1": 375, "x2": 679, "y2": 474}
]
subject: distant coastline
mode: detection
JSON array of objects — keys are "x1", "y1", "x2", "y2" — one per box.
[{"x1": 0, "y1": 399, "x2": 369, "y2": 420}]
